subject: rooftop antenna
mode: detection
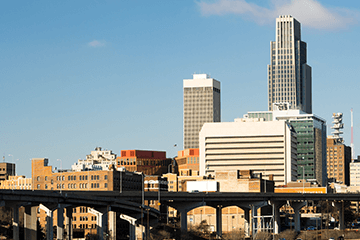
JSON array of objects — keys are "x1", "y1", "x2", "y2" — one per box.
[
  {"x1": 351, "y1": 108, "x2": 354, "y2": 161},
  {"x1": 331, "y1": 113, "x2": 344, "y2": 144}
]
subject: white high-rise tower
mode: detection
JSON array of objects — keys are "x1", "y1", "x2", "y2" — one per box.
[
  {"x1": 268, "y1": 15, "x2": 312, "y2": 113},
  {"x1": 183, "y1": 74, "x2": 220, "y2": 149}
]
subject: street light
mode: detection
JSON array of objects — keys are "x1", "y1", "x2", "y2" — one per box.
[{"x1": 57, "y1": 159, "x2": 62, "y2": 194}]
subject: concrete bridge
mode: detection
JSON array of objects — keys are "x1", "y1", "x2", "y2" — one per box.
[
  {"x1": 0, "y1": 190, "x2": 160, "y2": 240},
  {"x1": 2, "y1": 190, "x2": 360, "y2": 239}
]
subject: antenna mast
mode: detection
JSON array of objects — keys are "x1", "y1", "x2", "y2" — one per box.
[{"x1": 351, "y1": 108, "x2": 354, "y2": 161}]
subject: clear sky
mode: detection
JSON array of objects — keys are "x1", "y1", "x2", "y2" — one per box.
[{"x1": 1, "y1": 0, "x2": 360, "y2": 177}]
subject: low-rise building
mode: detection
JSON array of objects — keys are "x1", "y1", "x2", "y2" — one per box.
[
  {"x1": 0, "y1": 175, "x2": 32, "y2": 190},
  {"x1": 116, "y1": 150, "x2": 171, "y2": 175},
  {"x1": 0, "y1": 162, "x2": 15, "y2": 181}
]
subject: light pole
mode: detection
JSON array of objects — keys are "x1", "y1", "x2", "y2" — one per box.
[
  {"x1": 263, "y1": 170, "x2": 266, "y2": 193},
  {"x1": 57, "y1": 159, "x2": 62, "y2": 194}
]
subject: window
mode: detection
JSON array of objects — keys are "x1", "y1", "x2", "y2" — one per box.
[
  {"x1": 105, "y1": 175, "x2": 108, "y2": 180},
  {"x1": 37, "y1": 177, "x2": 40, "y2": 181}
]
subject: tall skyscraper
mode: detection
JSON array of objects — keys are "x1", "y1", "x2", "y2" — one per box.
[
  {"x1": 268, "y1": 15, "x2": 312, "y2": 113},
  {"x1": 183, "y1": 74, "x2": 220, "y2": 149}
]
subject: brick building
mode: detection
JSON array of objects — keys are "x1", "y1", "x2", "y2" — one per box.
[
  {"x1": 327, "y1": 137, "x2": 351, "y2": 185},
  {"x1": 31, "y1": 158, "x2": 142, "y2": 238},
  {"x1": 175, "y1": 148, "x2": 199, "y2": 175},
  {"x1": 116, "y1": 150, "x2": 171, "y2": 175}
]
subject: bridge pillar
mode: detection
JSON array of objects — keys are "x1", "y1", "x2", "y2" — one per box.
[
  {"x1": 169, "y1": 201, "x2": 206, "y2": 234},
  {"x1": 216, "y1": 205, "x2": 222, "y2": 238},
  {"x1": 269, "y1": 201, "x2": 286, "y2": 234},
  {"x1": 89, "y1": 207, "x2": 110, "y2": 240},
  {"x1": 57, "y1": 204, "x2": 64, "y2": 240},
  {"x1": 120, "y1": 214, "x2": 137, "y2": 240},
  {"x1": 244, "y1": 209, "x2": 250, "y2": 237},
  {"x1": 334, "y1": 201, "x2": 345, "y2": 230},
  {"x1": 65, "y1": 207, "x2": 73, "y2": 240},
  {"x1": 101, "y1": 207, "x2": 109, "y2": 239},
  {"x1": 12, "y1": 205, "x2": 19, "y2": 240},
  {"x1": 24, "y1": 206, "x2": 37, "y2": 240},
  {"x1": 40, "y1": 204, "x2": 54, "y2": 240},
  {"x1": 290, "y1": 201, "x2": 306, "y2": 232},
  {"x1": 109, "y1": 210, "x2": 116, "y2": 240}
]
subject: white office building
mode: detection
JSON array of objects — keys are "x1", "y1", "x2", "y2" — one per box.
[{"x1": 199, "y1": 118, "x2": 297, "y2": 186}]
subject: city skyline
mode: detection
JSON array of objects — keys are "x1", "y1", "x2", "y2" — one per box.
[{"x1": 1, "y1": 0, "x2": 360, "y2": 177}]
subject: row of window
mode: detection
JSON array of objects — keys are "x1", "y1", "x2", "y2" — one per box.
[{"x1": 40, "y1": 175, "x2": 108, "y2": 182}]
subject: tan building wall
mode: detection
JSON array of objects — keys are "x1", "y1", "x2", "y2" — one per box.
[
  {"x1": 30, "y1": 158, "x2": 142, "y2": 236},
  {"x1": 327, "y1": 137, "x2": 351, "y2": 185},
  {"x1": 0, "y1": 175, "x2": 32, "y2": 190}
]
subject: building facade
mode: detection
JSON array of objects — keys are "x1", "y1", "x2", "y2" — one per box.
[
  {"x1": 175, "y1": 148, "x2": 200, "y2": 175},
  {"x1": 183, "y1": 74, "x2": 221, "y2": 149},
  {"x1": 116, "y1": 150, "x2": 171, "y2": 175},
  {"x1": 272, "y1": 109, "x2": 327, "y2": 186},
  {"x1": 268, "y1": 15, "x2": 312, "y2": 113},
  {"x1": 0, "y1": 162, "x2": 15, "y2": 181},
  {"x1": 247, "y1": 108, "x2": 327, "y2": 186},
  {"x1": 31, "y1": 158, "x2": 143, "y2": 237},
  {"x1": 327, "y1": 137, "x2": 351, "y2": 185},
  {"x1": 199, "y1": 118, "x2": 298, "y2": 186},
  {"x1": 350, "y1": 157, "x2": 360, "y2": 190}
]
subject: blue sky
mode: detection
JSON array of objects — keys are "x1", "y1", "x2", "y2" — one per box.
[{"x1": 1, "y1": 0, "x2": 360, "y2": 177}]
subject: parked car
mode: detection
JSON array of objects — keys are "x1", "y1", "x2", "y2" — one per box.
[{"x1": 307, "y1": 226, "x2": 316, "y2": 230}]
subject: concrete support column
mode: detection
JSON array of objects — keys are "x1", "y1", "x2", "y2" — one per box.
[
  {"x1": 334, "y1": 202, "x2": 345, "y2": 230},
  {"x1": 216, "y1": 205, "x2": 222, "y2": 238},
  {"x1": 57, "y1": 204, "x2": 64, "y2": 240},
  {"x1": 12, "y1": 205, "x2": 19, "y2": 240},
  {"x1": 120, "y1": 214, "x2": 137, "y2": 240},
  {"x1": 273, "y1": 204, "x2": 281, "y2": 234},
  {"x1": 169, "y1": 201, "x2": 206, "y2": 235},
  {"x1": 40, "y1": 204, "x2": 54, "y2": 240},
  {"x1": 101, "y1": 207, "x2": 109, "y2": 239},
  {"x1": 24, "y1": 206, "x2": 37, "y2": 240},
  {"x1": 251, "y1": 205, "x2": 257, "y2": 237},
  {"x1": 109, "y1": 211, "x2": 116, "y2": 240},
  {"x1": 65, "y1": 207, "x2": 73, "y2": 240},
  {"x1": 290, "y1": 201, "x2": 306, "y2": 232},
  {"x1": 179, "y1": 209, "x2": 187, "y2": 233},
  {"x1": 89, "y1": 208, "x2": 106, "y2": 240},
  {"x1": 269, "y1": 201, "x2": 286, "y2": 235},
  {"x1": 244, "y1": 209, "x2": 250, "y2": 237}
]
